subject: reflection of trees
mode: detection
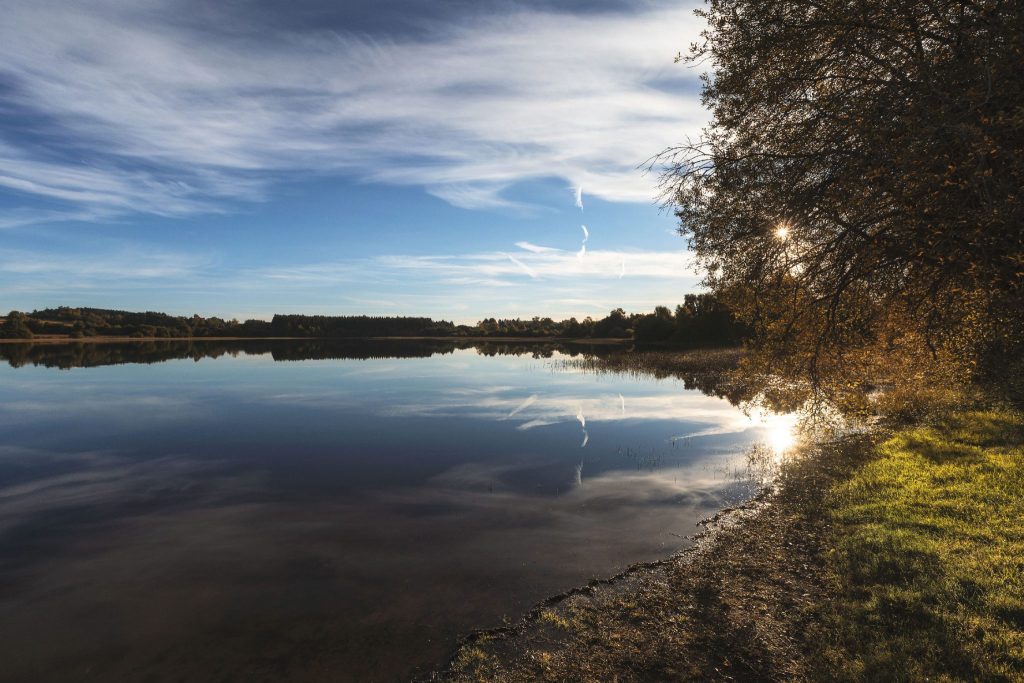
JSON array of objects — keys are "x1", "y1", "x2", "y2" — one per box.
[
  {"x1": 556, "y1": 349, "x2": 754, "y2": 407},
  {"x1": 0, "y1": 340, "x2": 217, "y2": 369},
  {"x1": 472, "y1": 341, "x2": 618, "y2": 359},
  {"x1": 268, "y1": 339, "x2": 463, "y2": 361},
  {"x1": 0, "y1": 339, "x2": 624, "y2": 369}
]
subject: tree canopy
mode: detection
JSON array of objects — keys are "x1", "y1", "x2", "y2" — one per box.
[
  {"x1": 1, "y1": 300, "x2": 747, "y2": 347},
  {"x1": 664, "y1": 0, "x2": 1023, "y2": 403}
]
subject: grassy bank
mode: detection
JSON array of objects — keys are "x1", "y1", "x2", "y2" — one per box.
[
  {"x1": 813, "y1": 410, "x2": 1024, "y2": 681},
  {"x1": 436, "y1": 408, "x2": 1024, "y2": 681}
]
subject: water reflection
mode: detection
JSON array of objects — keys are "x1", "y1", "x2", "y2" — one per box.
[
  {"x1": 762, "y1": 411, "x2": 799, "y2": 456},
  {"x1": 0, "y1": 338, "x2": 618, "y2": 369},
  {"x1": 0, "y1": 343, "x2": 791, "y2": 681}
]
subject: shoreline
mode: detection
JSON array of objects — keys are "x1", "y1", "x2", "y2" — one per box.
[
  {"x1": 429, "y1": 432, "x2": 877, "y2": 681},
  {"x1": 424, "y1": 489, "x2": 776, "y2": 681},
  {"x1": 432, "y1": 408, "x2": 1024, "y2": 681}
]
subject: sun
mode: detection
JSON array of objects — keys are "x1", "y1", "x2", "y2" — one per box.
[
  {"x1": 750, "y1": 410, "x2": 799, "y2": 458},
  {"x1": 774, "y1": 223, "x2": 791, "y2": 241},
  {"x1": 767, "y1": 417, "x2": 797, "y2": 455}
]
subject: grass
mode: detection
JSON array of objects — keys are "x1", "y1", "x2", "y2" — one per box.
[
  {"x1": 816, "y1": 410, "x2": 1024, "y2": 681},
  {"x1": 537, "y1": 610, "x2": 571, "y2": 631}
]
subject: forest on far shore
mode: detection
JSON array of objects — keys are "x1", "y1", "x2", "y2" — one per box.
[{"x1": 0, "y1": 293, "x2": 747, "y2": 347}]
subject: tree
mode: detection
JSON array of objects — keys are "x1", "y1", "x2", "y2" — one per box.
[
  {"x1": 634, "y1": 305, "x2": 677, "y2": 343},
  {"x1": 593, "y1": 308, "x2": 632, "y2": 338},
  {"x1": 1, "y1": 311, "x2": 34, "y2": 339},
  {"x1": 663, "y1": 0, "x2": 1024, "y2": 402}
]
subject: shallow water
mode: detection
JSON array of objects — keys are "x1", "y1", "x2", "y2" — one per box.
[{"x1": 0, "y1": 341, "x2": 787, "y2": 681}]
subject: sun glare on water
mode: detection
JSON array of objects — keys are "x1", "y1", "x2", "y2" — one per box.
[
  {"x1": 750, "y1": 410, "x2": 799, "y2": 458},
  {"x1": 767, "y1": 415, "x2": 797, "y2": 455}
]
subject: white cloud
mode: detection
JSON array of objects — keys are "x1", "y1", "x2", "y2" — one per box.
[
  {"x1": 0, "y1": 0, "x2": 705, "y2": 221},
  {"x1": 0, "y1": 141, "x2": 258, "y2": 219},
  {"x1": 0, "y1": 247, "x2": 206, "y2": 280},
  {"x1": 503, "y1": 253, "x2": 538, "y2": 279},
  {"x1": 1, "y1": 240, "x2": 700, "y2": 321},
  {"x1": 514, "y1": 241, "x2": 559, "y2": 254},
  {"x1": 374, "y1": 244, "x2": 696, "y2": 281}
]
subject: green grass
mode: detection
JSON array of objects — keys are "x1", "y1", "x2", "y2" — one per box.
[{"x1": 817, "y1": 410, "x2": 1024, "y2": 681}]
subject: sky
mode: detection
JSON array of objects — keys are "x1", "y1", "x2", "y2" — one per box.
[{"x1": 0, "y1": 0, "x2": 708, "y2": 324}]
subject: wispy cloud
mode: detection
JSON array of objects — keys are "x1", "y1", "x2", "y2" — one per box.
[
  {"x1": 0, "y1": 247, "x2": 206, "y2": 280},
  {"x1": 515, "y1": 242, "x2": 559, "y2": 254},
  {"x1": 0, "y1": 0, "x2": 704, "y2": 222},
  {"x1": 504, "y1": 253, "x2": 538, "y2": 279},
  {"x1": 375, "y1": 244, "x2": 696, "y2": 281},
  {"x1": 1, "y1": 241, "x2": 700, "y2": 321}
]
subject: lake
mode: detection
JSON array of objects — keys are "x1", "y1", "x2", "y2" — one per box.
[{"x1": 0, "y1": 341, "x2": 792, "y2": 681}]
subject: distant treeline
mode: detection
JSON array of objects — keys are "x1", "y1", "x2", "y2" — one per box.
[{"x1": 1, "y1": 294, "x2": 747, "y2": 346}]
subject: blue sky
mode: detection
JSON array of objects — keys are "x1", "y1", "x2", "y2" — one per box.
[{"x1": 0, "y1": 0, "x2": 708, "y2": 324}]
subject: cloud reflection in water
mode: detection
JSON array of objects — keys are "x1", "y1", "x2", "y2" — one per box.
[{"x1": 0, "y1": 347, "x2": 792, "y2": 680}]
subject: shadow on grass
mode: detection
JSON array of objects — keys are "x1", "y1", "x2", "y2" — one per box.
[{"x1": 816, "y1": 410, "x2": 1024, "y2": 682}]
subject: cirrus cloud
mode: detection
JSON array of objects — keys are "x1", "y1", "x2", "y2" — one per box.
[{"x1": 0, "y1": 0, "x2": 704, "y2": 223}]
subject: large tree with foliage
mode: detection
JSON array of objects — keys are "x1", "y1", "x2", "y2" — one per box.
[{"x1": 664, "y1": 0, "x2": 1023, "y2": 404}]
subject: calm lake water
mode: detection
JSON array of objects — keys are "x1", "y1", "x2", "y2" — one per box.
[{"x1": 0, "y1": 341, "x2": 791, "y2": 681}]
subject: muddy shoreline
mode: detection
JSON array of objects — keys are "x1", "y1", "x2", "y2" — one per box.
[
  {"x1": 427, "y1": 434, "x2": 875, "y2": 682},
  {"x1": 424, "y1": 493, "x2": 772, "y2": 679}
]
